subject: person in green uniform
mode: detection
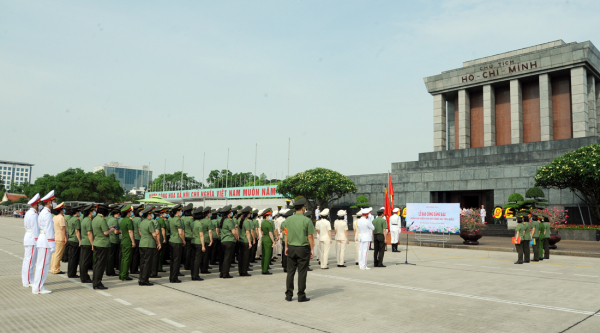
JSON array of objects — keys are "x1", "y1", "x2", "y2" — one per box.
[
  {"x1": 119, "y1": 205, "x2": 135, "y2": 281},
  {"x1": 372, "y1": 209, "x2": 388, "y2": 268},
  {"x1": 270, "y1": 210, "x2": 280, "y2": 264},
  {"x1": 521, "y1": 214, "x2": 531, "y2": 263},
  {"x1": 260, "y1": 209, "x2": 275, "y2": 274},
  {"x1": 190, "y1": 207, "x2": 206, "y2": 281},
  {"x1": 304, "y1": 210, "x2": 315, "y2": 272},
  {"x1": 514, "y1": 216, "x2": 525, "y2": 264},
  {"x1": 91, "y1": 204, "x2": 116, "y2": 290},
  {"x1": 530, "y1": 214, "x2": 540, "y2": 262},
  {"x1": 106, "y1": 207, "x2": 121, "y2": 276},
  {"x1": 210, "y1": 209, "x2": 220, "y2": 265},
  {"x1": 249, "y1": 209, "x2": 258, "y2": 263},
  {"x1": 61, "y1": 209, "x2": 72, "y2": 263},
  {"x1": 237, "y1": 206, "x2": 253, "y2": 277},
  {"x1": 131, "y1": 205, "x2": 143, "y2": 274},
  {"x1": 66, "y1": 205, "x2": 82, "y2": 278},
  {"x1": 182, "y1": 204, "x2": 195, "y2": 270},
  {"x1": 79, "y1": 205, "x2": 95, "y2": 283},
  {"x1": 200, "y1": 207, "x2": 213, "y2": 274},
  {"x1": 219, "y1": 205, "x2": 237, "y2": 279},
  {"x1": 149, "y1": 207, "x2": 163, "y2": 278},
  {"x1": 169, "y1": 204, "x2": 185, "y2": 283},
  {"x1": 157, "y1": 208, "x2": 167, "y2": 273},
  {"x1": 542, "y1": 215, "x2": 551, "y2": 259},
  {"x1": 232, "y1": 208, "x2": 241, "y2": 265},
  {"x1": 284, "y1": 198, "x2": 315, "y2": 302},
  {"x1": 163, "y1": 210, "x2": 171, "y2": 266},
  {"x1": 281, "y1": 209, "x2": 294, "y2": 271},
  {"x1": 139, "y1": 206, "x2": 160, "y2": 286},
  {"x1": 538, "y1": 214, "x2": 546, "y2": 261}
]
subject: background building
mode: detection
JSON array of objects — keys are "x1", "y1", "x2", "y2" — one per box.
[
  {"x1": 0, "y1": 161, "x2": 34, "y2": 190},
  {"x1": 94, "y1": 162, "x2": 152, "y2": 193}
]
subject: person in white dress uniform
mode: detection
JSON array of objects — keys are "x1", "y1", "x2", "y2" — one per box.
[
  {"x1": 22, "y1": 193, "x2": 41, "y2": 287},
  {"x1": 315, "y1": 209, "x2": 332, "y2": 269},
  {"x1": 389, "y1": 208, "x2": 402, "y2": 252},
  {"x1": 334, "y1": 210, "x2": 349, "y2": 267},
  {"x1": 353, "y1": 213, "x2": 360, "y2": 265},
  {"x1": 357, "y1": 209, "x2": 375, "y2": 270},
  {"x1": 32, "y1": 190, "x2": 57, "y2": 294}
]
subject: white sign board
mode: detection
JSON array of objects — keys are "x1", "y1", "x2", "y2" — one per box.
[{"x1": 406, "y1": 203, "x2": 461, "y2": 234}]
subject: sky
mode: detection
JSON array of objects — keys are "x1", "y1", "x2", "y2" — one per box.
[{"x1": 2, "y1": 0, "x2": 600, "y2": 184}]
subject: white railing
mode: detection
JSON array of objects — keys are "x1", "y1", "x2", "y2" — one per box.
[{"x1": 414, "y1": 232, "x2": 450, "y2": 248}]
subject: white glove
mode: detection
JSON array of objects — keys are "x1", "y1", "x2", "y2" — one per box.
[{"x1": 50, "y1": 247, "x2": 56, "y2": 253}]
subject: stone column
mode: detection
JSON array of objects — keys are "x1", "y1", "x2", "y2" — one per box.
[
  {"x1": 597, "y1": 80, "x2": 600, "y2": 135},
  {"x1": 587, "y1": 75, "x2": 597, "y2": 136},
  {"x1": 539, "y1": 74, "x2": 553, "y2": 141},
  {"x1": 458, "y1": 89, "x2": 470, "y2": 149},
  {"x1": 510, "y1": 79, "x2": 523, "y2": 144},
  {"x1": 483, "y1": 85, "x2": 495, "y2": 147},
  {"x1": 447, "y1": 97, "x2": 455, "y2": 150},
  {"x1": 433, "y1": 94, "x2": 447, "y2": 151},
  {"x1": 571, "y1": 67, "x2": 589, "y2": 138}
]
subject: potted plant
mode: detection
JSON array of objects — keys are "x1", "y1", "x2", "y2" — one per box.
[
  {"x1": 460, "y1": 209, "x2": 486, "y2": 245},
  {"x1": 503, "y1": 193, "x2": 523, "y2": 229},
  {"x1": 531, "y1": 206, "x2": 568, "y2": 248}
]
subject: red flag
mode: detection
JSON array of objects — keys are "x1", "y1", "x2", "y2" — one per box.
[{"x1": 384, "y1": 172, "x2": 394, "y2": 230}]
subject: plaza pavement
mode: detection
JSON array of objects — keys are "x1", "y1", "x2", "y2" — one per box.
[{"x1": 1, "y1": 216, "x2": 599, "y2": 333}]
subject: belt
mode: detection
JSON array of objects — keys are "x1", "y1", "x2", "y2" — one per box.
[
  {"x1": 48, "y1": 239, "x2": 55, "y2": 242},
  {"x1": 40, "y1": 230, "x2": 45, "y2": 234}
]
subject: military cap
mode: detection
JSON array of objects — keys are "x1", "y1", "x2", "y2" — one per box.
[
  {"x1": 203, "y1": 206, "x2": 211, "y2": 213},
  {"x1": 192, "y1": 207, "x2": 204, "y2": 215},
  {"x1": 141, "y1": 206, "x2": 153, "y2": 215},
  {"x1": 377, "y1": 208, "x2": 385, "y2": 214},
  {"x1": 211, "y1": 209, "x2": 217, "y2": 214},
  {"x1": 284, "y1": 209, "x2": 294, "y2": 218},
  {"x1": 252, "y1": 209, "x2": 258, "y2": 214},
  {"x1": 241, "y1": 206, "x2": 252, "y2": 213},
  {"x1": 304, "y1": 211, "x2": 313, "y2": 218},
  {"x1": 219, "y1": 205, "x2": 232, "y2": 214},
  {"x1": 183, "y1": 203, "x2": 194, "y2": 212},
  {"x1": 294, "y1": 198, "x2": 307, "y2": 207},
  {"x1": 155, "y1": 206, "x2": 166, "y2": 213},
  {"x1": 171, "y1": 204, "x2": 182, "y2": 211},
  {"x1": 134, "y1": 204, "x2": 144, "y2": 211},
  {"x1": 320, "y1": 208, "x2": 330, "y2": 216},
  {"x1": 96, "y1": 203, "x2": 109, "y2": 210},
  {"x1": 121, "y1": 204, "x2": 132, "y2": 213},
  {"x1": 264, "y1": 208, "x2": 272, "y2": 214}
]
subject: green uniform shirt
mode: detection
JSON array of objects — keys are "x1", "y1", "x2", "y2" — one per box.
[
  {"x1": 67, "y1": 216, "x2": 81, "y2": 242},
  {"x1": 285, "y1": 213, "x2": 316, "y2": 247},
  {"x1": 119, "y1": 217, "x2": 133, "y2": 246},
  {"x1": 65, "y1": 215, "x2": 71, "y2": 224},
  {"x1": 139, "y1": 219, "x2": 156, "y2": 248},
  {"x1": 191, "y1": 220, "x2": 203, "y2": 245},
  {"x1": 107, "y1": 216, "x2": 119, "y2": 244},
  {"x1": 166, "y1": 216, "x2": 171, "y2": 235},
  {"x1": 151, "y1": 219, "x2": 160, "y2": 242},
  {"x1": 80, "y1": 216, "x2": 93, "y2": 246},
  {"x1": 183, "y1": 216, "x2": 193, "y2": 238},
  {"x1": 538, "y1": 222, "x2": 546, "y2": 240},
  {"x1": 522, "y1": 221, "x2": 531, "y2": 240},
  {"x1": 239, "y1": 220, "x2": 252, "y2": 243},
  {"x1": 133, "y1": 217, "x2": 142, "y2": 241},
  {"x1": 515, "y1": 223, "x2": 525, "y2": 238},
  {"x1": 201, "y1": 218, "x2": 211, "y2": 243},
  {"x1": 543, "y1": 222, "x2": 551, "y2": 238},
  {"x1": 92, "y1": 216, "x2": 110, "y2": 248},
  {"x1": 220, "y1": 218, "x2": 235, "y2": 243},
  {"x1": 531, "y1": 220, "x2": 540, "y2": 238},
  {"x1": 372, "y1": 217, "x2": 387, "y2": 234},
  {"x1": 261, "y1": 219, "x2": 274, "y2": 242},
  {"x1": 169, "y1": 216, "x2": 184, "y2": 243},
  {"x1": 158, "y1": 218, "x2": 166, "y2": 242},
  {"x1": 211, "y1": 219, "x2": 219, "y2": 239}
]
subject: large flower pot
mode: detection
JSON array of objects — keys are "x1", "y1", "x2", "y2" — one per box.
[
  {"x1": 549, "y1": 233, "x2": 562, "y2": 249},
  {"x1": 460, "y1": 231, "x2": 483, "y2": 245}
]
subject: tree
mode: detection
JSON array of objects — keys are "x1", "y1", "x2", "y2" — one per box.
[
  {"x1": 523, "y1": 187, "x2": 548, "y2": 210},
  {"x1": 535, "y1": 143, "x2": 600, "y2": 223},
  {"x1": 0, "y1": 175, "x2": 5, "y2": 192},
  {"x1": 148, "y1": 172, "x2": 203, "y2": 192},
  {"x1": 277, "y1": 168, "x2": 357, "y2": 213},
  {"x1": 350, "y1": 195, "x2": 370, "y2": 209},
  {"x1": 24, "y1": 168, "x2": 125, "y2": 203}
]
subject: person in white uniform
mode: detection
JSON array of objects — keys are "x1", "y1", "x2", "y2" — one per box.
[
  {"x1": 22, "y1": 193, "x2": 41, "y2": 287},
  {"x1": 32, "y1": 190, "x2": 56, "y2": 294},
  {"x1": 353, "y1": 213, "x2": 360, "y2": 265},
  {"x1": 389, "y1": 208, "x2": 402, "y2": 252},
  {"x1": 315, "y1": 209, "x2": 332, "y2": 269},
  {"x1": 357, "y1": 209, "x2": 375, "y2": 270},
  {"x1": 315, "y1": 206, "x2": 320, "y2": 221},
  {"x1": 480, "y1": 205, "x2": 487, "y2": 224},
  {"x1": 367, "y1": 208, "x2": 374, "y2": 250},
  {"x1": 334, "y1": 210, "x2": 349, "y2": 267}
]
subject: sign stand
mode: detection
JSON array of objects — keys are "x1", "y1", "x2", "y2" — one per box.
[{"x1": 404, "y1": 222, "x2": 416, "y2": 266}]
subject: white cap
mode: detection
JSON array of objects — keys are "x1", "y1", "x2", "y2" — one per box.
[
  {"x1": 41, "y1": 190, "x2": 55, "y2": 203},
  {"x1": 337, "y1": 210, "x2": 347, "y2": 217},
  {"x1": 359, "y1": 208, "x2": 368, "y2": 215},
  {"x1": 27, "y1": 193, "x2": 40, "y2": 205},
  {"x1": 367, "y1": 207, "x2": 373, "y2": 213},
  {"x1": 380, "y1": 207, "x2": 385, "y2": 211},
  {"x1": 393, "y1": 208, "x2": 399, "y2": 213},
  {"x1": 320, "y1": 208, "x2": 329, "y2": 216}
]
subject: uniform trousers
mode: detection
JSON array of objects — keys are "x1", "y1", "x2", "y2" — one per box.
[
  {"x1": 251, "y1": 238, "x2": 258, "y2": 262},
  {"x1": 220, "y1": 241, "x2": 235, "y2": 277},
  {"x1": 22, "y1": 245, "x2": 38, "y2": 286},
  {"x1": 61, "y1": 243, "x2": 69, "y2": 262},
  {"x1": 285, "y1": 245, "x2": 310, "y2": 299},
  {"x1": 532, "y1": 238, "x2": 540, "y2": 260},
  {"x1": 131, "y1": 240, "x2": 141, "y2": 273},
  {"x1": 106, "y1": 243, "x2": 118, "y2": 275},
  {"x1": 358, "y1": 241, "x2": 370, "y2": 269},
  {"x1": 67, "y1": 241, "x2": 80, "y2": 278},
  {"x1": 281, "y1": 238, "x2": 287, "y2": 269},
  {"x1": 256, "y1": 233, "x2": 262, "y2": 258},
  {"x1": 275, "y1": 236, "x2": 282, "y2": 256},
  {"x1": 238, "y1": 243, "x2": 250, "y2": 276},
  {"x1": 79, "y1": 245, "x2": 93, "y2": 282},
  {"x1": 523, "y1": 239, "x2": 531, "y2": 262},
  {"x1": 543, "y1": 238, "x2": 550, "y2": 259},
  {"x1": 162, "y1": 238, "x2": 170, "y2": 264},
  {"x1": 32, "y1": 247, "x2": 52, "y2": 293},
  {"x1": 313, "y1": 236, "x2": 321, "y2": 261},
  {"x1": 319, "y1": 240, "x2": 331, "y2": 268},
  {"x1": 184, "y1": 238, "x2": 193, "y2": 270},
  {"x1": 235, "y1": 241, "x2": 241, "y2": 263},
  {"x1": 262, "y1": 239, "x2": 273, "y2": 272},
  {"x1": 119, "y1": 243, "x2": 132, "y2": 280},
  {"x1": 169, "y1": 243, "x2": 183, "y2": 282},
  {"x1": 210, "y1": 239, "x2": 220, "y2": 265},
  {"x1": 92, "y1": 246, "x2": 108, "y2": 288},
  {"x1": 390, "y1": 226, "x2": 400, "y2": 244},
  {"x1": 336, "y1": 240, "x2": 346, "y2": 265},
  {"x1": 192, "y1": 244, "x2": 204, "y2": 278},
  {"x1": 515, "y1": 241, "x2": 524, "y2": 263},
  {"x1": 50, "y1": 241, "x2": 66, "y2": 274},
  {"x1": 373, "y1": 234, "x2": 386, "y2": 266},
  {"x1": 201, "y1": 244, "x2": 211, "y2": 272},
  {"x1": 139, "y1": 247, "x2": 155, "y2": 284},
  {"x1": 355, "y1": 239, "x2": 360, "y2": 263},
  {"x1": 538, "y1": 237, "x2": 545, "y2": 259},
  {"x1": 158, "y1": 242, "x2": 165, "y2": 271},
  {"x1": 151, "y1": 243, "x2": 160, "y2": 276}
]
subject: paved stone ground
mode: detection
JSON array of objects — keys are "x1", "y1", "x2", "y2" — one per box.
[{"x1": 1, "y1": 216, "x2": 600, "y2": 332}]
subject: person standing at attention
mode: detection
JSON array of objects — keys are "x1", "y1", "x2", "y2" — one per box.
[
  {"x1": 334, "y1": 210, "x2": 349, "y2": 267},
  {"x1": 357, "y1": 209, "x2": 374, "y2": 270},
  {"x1": 22, "y1": 193, "x2": 40, "y2": 288},
  {"x1": 284, "y1": 198, "x2": 315, "y2": 302},
  {"x1": 315, "y1": 209, "x2": 332, "y2": 269}
]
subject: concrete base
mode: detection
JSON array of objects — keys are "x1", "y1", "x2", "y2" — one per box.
[
  {"x1": 557, "y1": 229, "x2": 600, "y2": 241},
  {"x1": 507, "y1": 217, "x2": 517, "y2": 230}
]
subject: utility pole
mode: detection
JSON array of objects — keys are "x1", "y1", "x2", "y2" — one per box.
[
  {"x1": 163, "y1": 159, "x2": 166, "y2": 192},
  {"x1": 287, "y1": 137, "x2": 290, "y2": 178},
  {"x1": 202, "y1": 152, "x2": 205, "y2": 189},
  {"x1": 254, "y1": 143, "x2": 257, "y2": 187},
  {"x1": 181, "y1": 156, "x2": 184, "y2": 202}
]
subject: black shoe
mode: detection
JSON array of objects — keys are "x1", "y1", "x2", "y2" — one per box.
[
  {"x1": 318, "y1": 261, "x2": 321, "y2": 265},
  {"x1": 337, "y1": 265, "x2": 346, "y2": 268},
  {"x1": 355, "y1": 262, "x2": 359, "y2": 265},
  {"x1": 200, "y1": 271, "x2": 211, "y2": 274},
  {"x1": 233, "y1": 262, "x2": 238, "y2": 264},
  {"x1": 178, "y1": 273, "x2": 185, "y2": 276},
  {"x1": 321, "y1": 267, "x2": 329, "y2": 270},
  {"x1": 158, "y1": 270, "x2": 166, "y2": 272},
  {"x1": 242, "y1": 273, "x2": 251, "y2": 277},
  {"x1": 378, "y1": 265, "x2": 386, "y2": 268},
  {"x1": 82, "y1": 279, "x2": 92, "y2": 283},
  {"x1": 191, "y1": 277, "x2": 204, "y2": 281},
  {"x1": 524, "y1": 261, "x2": 530, "y2": 263},
  {"x1": 106, "y1": 274, "x2": 116, "y2": 277},
  {"x1": 120, "y1": 277, "x2": 133, "y2": 281},
  {"x1": 284, "y1": 270, "x2": 287, "y2": 272},
  {"x1": 514, "y1": 262, "x2": 523, "y2": 264},
  {"x1": 68, "y1": 275, "x2": 80, "y2": 278},
  {"x1": 207, "y1": 266, "x2": 213, "y2": 269},
  {"x1": 285, "y1": 296, "x2": 292, "y2": 302},
  {"x1": 262, "y1": 272, "x2": 272, "y2": 275},
  {"x1": 307, "y1": 268, "x2": 313, "y2": 271},
  {"x1": 131, "y1": 271, "x2": 139, "y2": 274},
  {"x1": 171, "y1": 280, "x2": 182, "y2": 283},
  {"x1": 222, "y1": 275, "x2": 233, "y2": 279},
  {"x1": 93, "y1": 285, "x2": 108, "y2": 290},
  {"x1": 298, "y1": 297, "x2": 310, "y2": 302},
  {"x1": 56, "y1": 271, "x2": 65, "y2": 275},
  {"x1": 149, "y1": 275, "x2": 161, "y2": 278},
  {"x1": 539, "y1": 258, "x2": 544, "y2": 261}
]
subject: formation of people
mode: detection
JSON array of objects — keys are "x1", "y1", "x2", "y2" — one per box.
[
  {"x1": 21, "y1": 192, "x2": 405, "y2": 300},
  {"x1": 513, "y1": 212, "x2": 551, "y2": 264}
]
